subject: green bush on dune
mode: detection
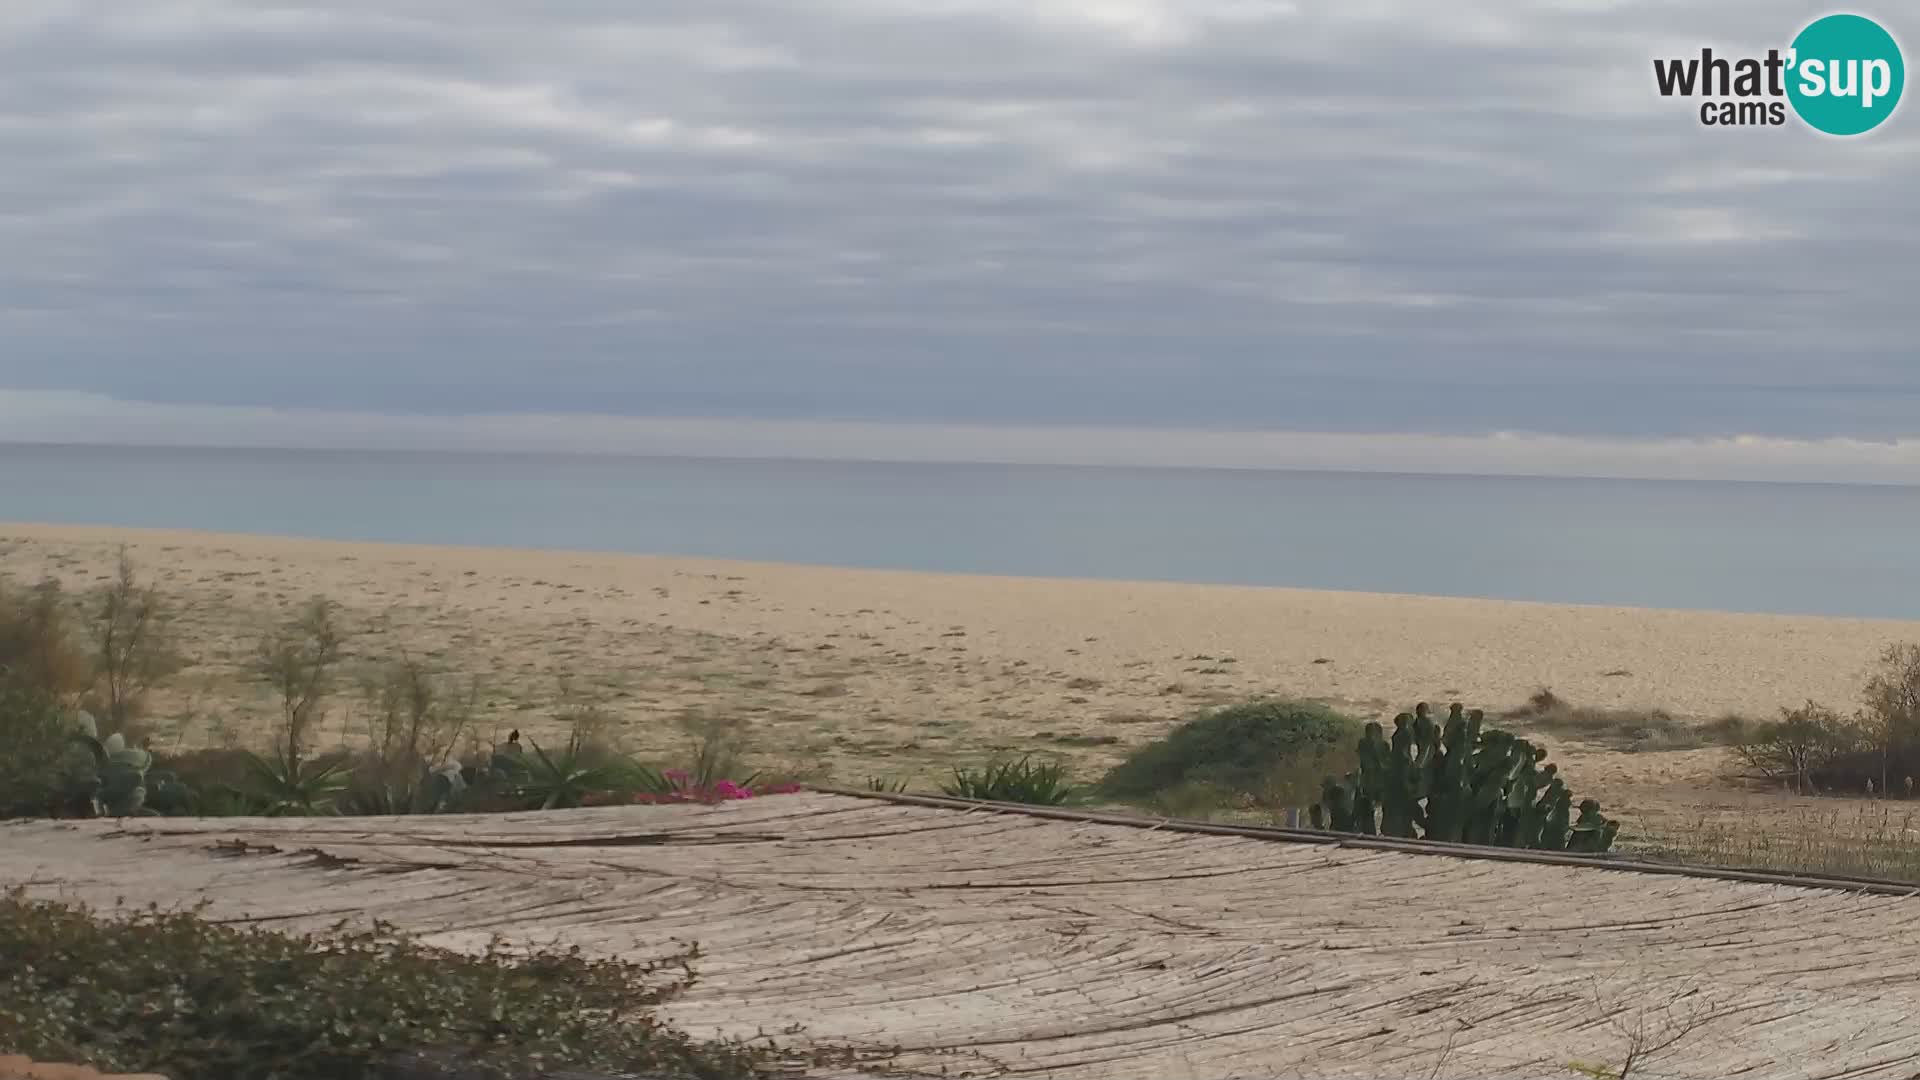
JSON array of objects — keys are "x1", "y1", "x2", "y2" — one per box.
[{"x1": 1096, "y1": 699, "x2": 1360, "y2": 814}]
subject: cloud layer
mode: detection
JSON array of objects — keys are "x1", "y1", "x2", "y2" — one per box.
[
  {"x1": 1, "y1": 0, "x2": 1915, "y2": 440},
  {"x1": 10, "y1": 388, "x2": 1920, "y2": 485}
]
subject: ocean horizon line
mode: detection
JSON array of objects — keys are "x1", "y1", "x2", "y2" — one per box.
[{"x1": 7, "y1": 438, "x2": 1920, "y2": 493}]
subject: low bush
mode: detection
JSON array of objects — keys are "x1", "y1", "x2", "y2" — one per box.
[
  {"x1": 0, "y1": 890, "x2": 763, "y2": 1080},
  {"x1": 1096, "y1": 699, "x2": 1360, "y2": 812}
]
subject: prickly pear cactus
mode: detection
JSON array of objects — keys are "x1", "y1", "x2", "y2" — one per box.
[
  {"x1": 98, "y1": 734, "x2": 153, "y2": 816},
  {"x1": 145, "y1": 769, "x2": 194, "y2": 815},
  {"x1": 426, "y1": 761, "x2": 468, "y2": 811},
  {"x1": 1567, "y1": 798, "x2": 1621, "y2": 853},
  {"x1": 61, "y1": 715, "x2": 157, "y2": 817},
  {"x1": 1310, "y1": 701, "x2": 1620, "y2": 852}
]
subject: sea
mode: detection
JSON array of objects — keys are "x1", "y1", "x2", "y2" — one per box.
[{"x1": 2, "y1": 442, "x2": 1917, "y2": 620}]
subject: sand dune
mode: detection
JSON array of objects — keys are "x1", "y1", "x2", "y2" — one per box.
[{"x1": 3, "y1": 522, "x2": 1916, "y2": 814}]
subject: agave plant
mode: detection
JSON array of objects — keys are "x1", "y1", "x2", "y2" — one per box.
[
  {"x1": 242, "y1": 749, "x2": 353, "y2": 816},
  {"x1": 942, "y1": 756, "x2": 1075, "y2": 805},
  {"x1": 515, "y1": 735, "x2": 655, "y2": 810}
]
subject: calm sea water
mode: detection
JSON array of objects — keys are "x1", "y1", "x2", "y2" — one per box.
[{"x1": 3, "y1": 442, "x2": 1917, "y2": 619}]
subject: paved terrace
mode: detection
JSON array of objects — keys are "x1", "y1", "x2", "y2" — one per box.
[{"x1": 5, "y1": 791, "x2": 1919, "y2": 1079}]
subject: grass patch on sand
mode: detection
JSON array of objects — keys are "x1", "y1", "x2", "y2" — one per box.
[
  {"x1": 1626, "y1": 801, "x2": 1920, "y2": 883},
  {"x1": 1503, "y1": 688, "x2": 1754, "y2": 753}
]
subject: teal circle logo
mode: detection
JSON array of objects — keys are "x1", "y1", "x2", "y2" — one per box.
[{"x1": 1787, "y1": 14, "x2": 1905, "y2": 135}]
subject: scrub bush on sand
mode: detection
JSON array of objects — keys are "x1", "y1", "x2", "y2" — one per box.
[{"x1": 1096, "y1": 699, "x2": 1360, "y2": 815}]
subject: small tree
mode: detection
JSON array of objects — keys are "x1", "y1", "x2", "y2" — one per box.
[
  {"x1": 244, "y1": 598, "x2": 351, "y2": 814},
  {"x1": 252, "y1": 596, "x2": 344, "y2": 766},
  {"x1": 86, "y1": 550, "x2": 183, "y2": 730},
  {"x1": 1862, "y1": 643, "x2": 1920, "y2": 796},
  {"x1": 1735, "y1": 701, "x2": 1860, "y2": 794}
]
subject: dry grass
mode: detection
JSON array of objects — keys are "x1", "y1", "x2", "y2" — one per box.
[
  {"x1": 1504, "y1": 688, "x2": 1754, "y2": 753},
  {"x1": 1627, "y1": 799, "x2": 1920, "y2": 882}
]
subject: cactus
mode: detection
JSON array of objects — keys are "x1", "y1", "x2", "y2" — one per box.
[
  {"x1": 426, "y1": 761, "x2": 468, "y2": 811},
  {"x1": 1315, "y1": 776, "x2": 1356, "y2": 831},
  {"x1": 145, "y1": 769, "x2": 194, "y2": 815},
  {"x1": 1567, "y1": 798, "x2": 1621, "y2": 853},
  {"x1": 99, "y1": 732, "x2": 152, "y2": 816},
  {"x1": 1310, "y1": 701, "x2": 1620, "y2": 853},
  {"x1": 65, "y1": 718, "x2": 156, "y2": 817}
]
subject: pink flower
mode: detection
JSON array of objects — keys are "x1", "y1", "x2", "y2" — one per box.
[{"x1": 626, "y1": 778, "x2": 802, "y2": 806}]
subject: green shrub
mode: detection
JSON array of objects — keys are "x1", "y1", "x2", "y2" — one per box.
[
  {"x1": 0, "y1": 890, "x2": 762, "y2": 1080},
  {"x1": 943, "y1": 756, "x2": 1075, "y2": 805},
  {"x1": 0, "y1": 698, "x2": 155, "y2": 820},
  {"x1": 1096, "y1": 699, "x2": 1360, "y2": 807},
  {"x1": 0, "y1": 686, "x2": 79, "y2": 818},
  {"x1": 144, "y1": 747, "x2": 267, "y2": 815}
]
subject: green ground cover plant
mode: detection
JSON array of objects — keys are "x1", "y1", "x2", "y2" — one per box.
[{"x1": 0, "y1": 890, "x2": 763, "y2": 1080}]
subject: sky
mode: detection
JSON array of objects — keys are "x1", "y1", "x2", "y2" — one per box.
[{"x1": 2, "y1": 1, "x2": 1916, "y2": 478}]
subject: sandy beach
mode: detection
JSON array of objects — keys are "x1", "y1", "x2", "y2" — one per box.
[{"x1": 5, "y1": 522, "x2": 1919, "y2": 831}]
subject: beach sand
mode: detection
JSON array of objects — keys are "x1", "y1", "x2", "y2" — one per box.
[{"x1": 5, "y1": 522, "x2": 1918, "y2": 841}]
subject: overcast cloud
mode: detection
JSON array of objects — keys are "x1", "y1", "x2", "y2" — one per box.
[{"x1": 1, "y1": 0, "x2": 1916, "y2": 469}]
